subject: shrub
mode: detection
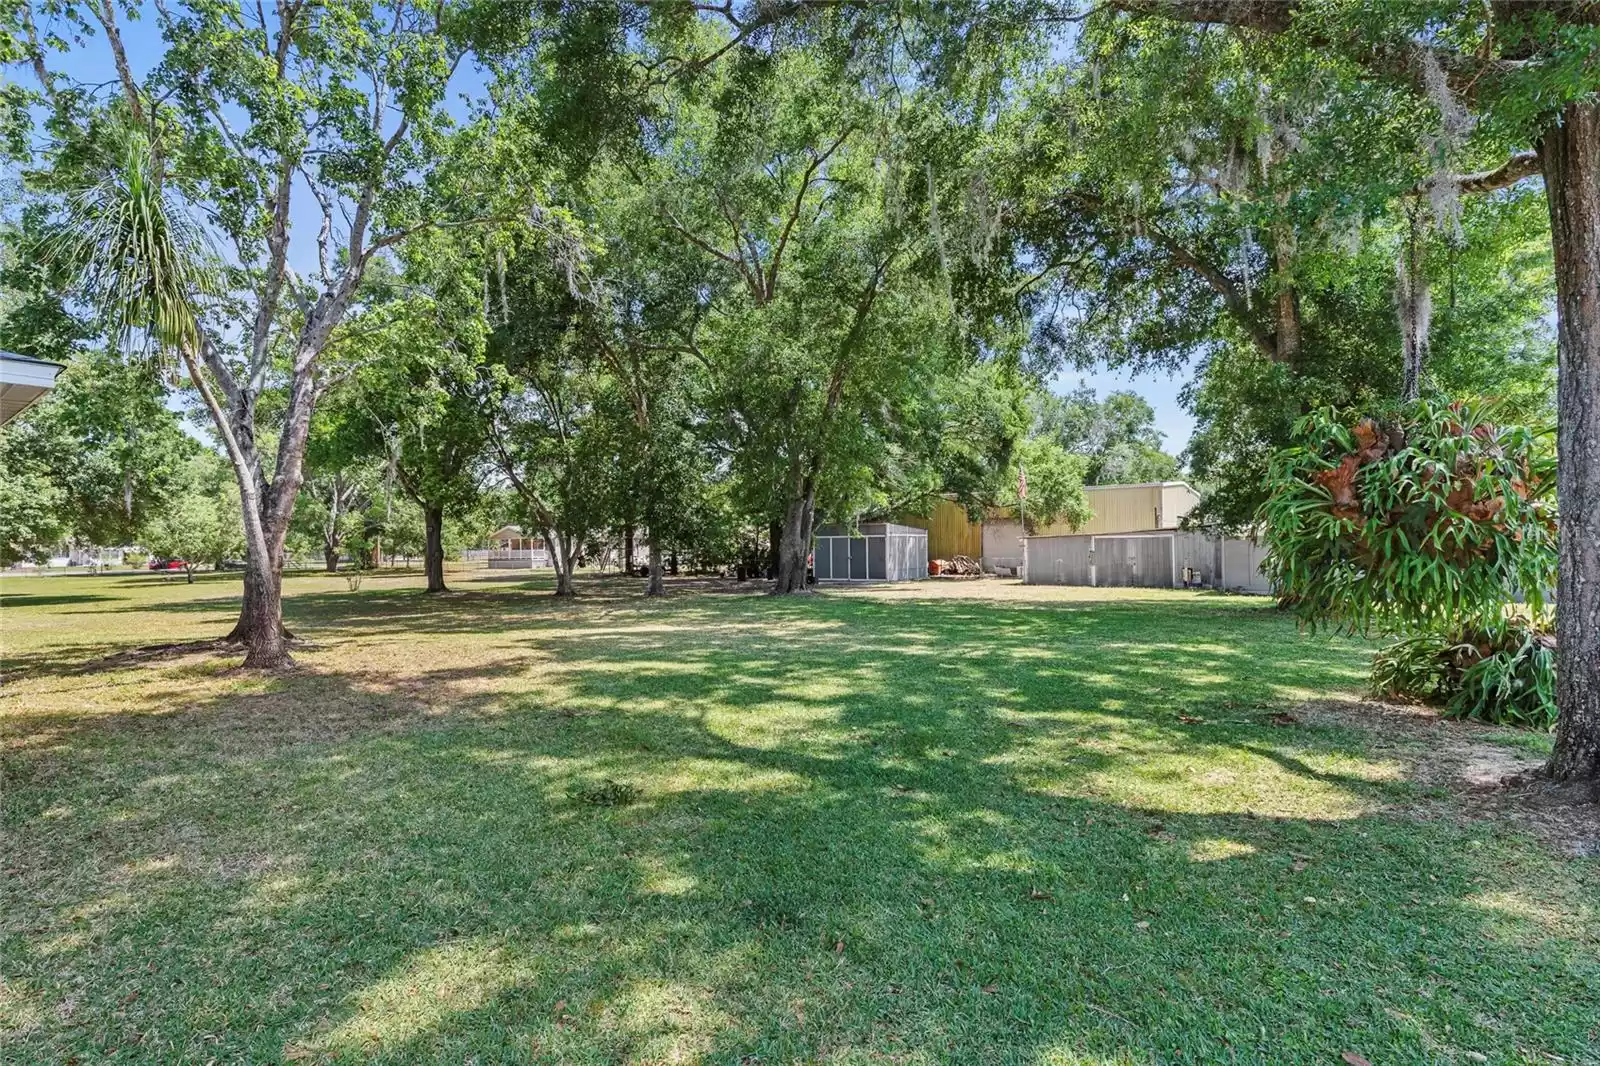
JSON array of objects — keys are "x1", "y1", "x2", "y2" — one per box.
[{"x1": 1372, "y1": 624, "x2": 1558, "y2": 729}]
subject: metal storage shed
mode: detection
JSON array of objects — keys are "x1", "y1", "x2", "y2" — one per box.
[
  {"x1": 1023, "y1": 531, "x2": 1272, "y2": 593},
  {"x1": 812, "y1": 522, "x2": 928, "y2": 582}
]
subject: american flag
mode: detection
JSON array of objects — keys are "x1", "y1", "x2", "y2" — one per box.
[{"x1": 1018, "y1": 465, "x2": 1027, "y2": 500}]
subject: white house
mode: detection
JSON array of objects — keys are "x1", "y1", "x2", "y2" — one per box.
[{"x1": 486, "y1": 525, "x2": 551, "y2": 569}]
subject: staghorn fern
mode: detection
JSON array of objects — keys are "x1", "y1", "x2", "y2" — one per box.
[
  {"x1": 1262, "y1": 400, "x2": 1558, "y2": 727},
  {"x1": 1260, "y1": 399, "x2": 1556, "y2": 638}
]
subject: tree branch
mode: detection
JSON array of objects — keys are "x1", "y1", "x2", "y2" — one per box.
[
  {"x1": 1059, "y1": 189, "x2": 1279, "y2": 360},
  {"x1": 766, "y1": 128, "x2": 853, "y2": 299},
  {"x1": 1150, "y1": 230, "x2": 1279, "y2": 360},
  {"x1": 249, "y1": 155, "x2": 297, "y2": 383},
  {"x1": 94, "y1": 0, "x2": 146, "y2": 126},
  {"x1": 18, "y1": 3, "x2": 58, "y2": 101},
  {"x1": 1420, "y1": 149, "x2": 1543, "y2": 196}
]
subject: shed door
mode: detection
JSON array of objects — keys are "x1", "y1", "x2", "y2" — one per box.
[
  {"x1": 848, "y1": 537, "x2": 868, "y2": 580},
  {"x1": 1093, "y1": 537, "x2": 1173, "y2": 587},
  {"x1": 1132, "y1": 536, "x2": 1173, "y2": 587},
  {"x1": 1094, "y1": 538, "x2": 1135, "y2": 586}
]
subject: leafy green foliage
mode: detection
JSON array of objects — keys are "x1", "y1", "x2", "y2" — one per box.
[
  {"x1": 1262, "y1": 400, "x2": 1556, "y2": 639},
  {"x1": 51, "y1": 129, "x2": 216, "y2": 356},
  {"x1": 1372, "y1": 624, "x2": 1558, "y2": 729},
  {"x1": 0, "y1": 443, "x2": 64, "y2": 565},
  {"x1": 998, "y1": 436, "x2": 1091, "y2": 533},
  {"x1": 141, "y1": 478, "x2": 245, "y2": 582},
  {"x1": 0, "y1": 350, "x2": 198, "y2": 551},
  {"x1": 1031, "y1": 386, "x2": 1181, "y2": 486},
  {"x1": 1183, "y1": 195, "x2": 1557, "y2": 530}
]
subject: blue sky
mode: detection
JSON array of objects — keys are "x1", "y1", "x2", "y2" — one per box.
[{"x1": 19, "y1": 3, "x2": 1199, "y2": 456}]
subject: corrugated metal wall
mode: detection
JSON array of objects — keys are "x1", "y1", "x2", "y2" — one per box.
[
  {"x1": 1220, "y1": 537, "x2": 1274, "y2": 594},
  {"x1": 1077, "y1": 486, "x2": 1163, "y2": 535},
  {"x1": 1023, "y1": 535, "x2": 1093, "y2": 585},
  {"x1": 1026, "y1": 482, "x2": 1200, "y2": 537},
  {"x1": 886, "y1": 530, "x2": 928, "y2": 580},
  {"x1": 983, "y1": 518, "x2": 1025, "y2": 574},
  {"x1": 1173, "y1": 531, "x2": 1219, "y2": 587},
  {"x1": 1160, "y1": 484, "x2": 1201, "y2": 528},
  {"x1": 1093, "y1": 535, "x2": 1175, "y2": 587},
  {"x1": 896, "y1": 484, "x2": 1205, "y2": 572},
  {"x1": 897, "y1": 497, "x2": 982, "y2": 559},
  {"x1": 1022, "y1": 531, "x2": 1272, "y2": 593}
]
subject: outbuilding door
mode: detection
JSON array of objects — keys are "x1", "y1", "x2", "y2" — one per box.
[{"x1": 1094, "y1": 536, "x2": 1173, "y2": 588}]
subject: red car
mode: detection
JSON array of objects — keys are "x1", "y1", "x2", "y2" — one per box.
[{"x1": 148, "y1": 558, "x2": 187, "y2": 571}]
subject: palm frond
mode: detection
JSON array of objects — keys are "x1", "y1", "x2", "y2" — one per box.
[{"x1": 48, "y1": 129, "x2": 218, "y2": 359}]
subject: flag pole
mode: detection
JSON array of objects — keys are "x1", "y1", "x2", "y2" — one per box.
[{"x1": 1018, "y1": 463, "x2": 1027, "y2": 582}]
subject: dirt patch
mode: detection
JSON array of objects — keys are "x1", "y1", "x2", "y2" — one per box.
[{"x1": 1294, "y1": 698, "x2": 1599, "y2": 857}]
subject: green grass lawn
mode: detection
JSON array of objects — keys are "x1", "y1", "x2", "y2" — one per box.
[{"x1": 2, "y1": 568, "x2": 1596, "y2": 1065}]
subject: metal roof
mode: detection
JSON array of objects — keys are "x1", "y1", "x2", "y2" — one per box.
[{"x1": 1, "y1": 350, "x2": 67, "y2": 425}]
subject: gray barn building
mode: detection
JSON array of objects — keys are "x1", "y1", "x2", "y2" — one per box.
[
  {"x1": 812, "y1": 522, "x2": 928, "y2": 582},
  {"x1": 1023, "y1": 531, "x2": 1274, "y2": 594}
]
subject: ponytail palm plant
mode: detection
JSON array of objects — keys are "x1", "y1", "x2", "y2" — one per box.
[{"x1": 53, "y1": 130, "x2": 217, "y2": 361}]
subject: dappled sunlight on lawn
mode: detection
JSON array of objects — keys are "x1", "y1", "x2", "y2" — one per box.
[
  {"x1": 3, "y1": 568, "x2": 1597, "y2": 1063},
  {"x1": 306, "y1": 937, "x2": 527, "y2": 1058}
]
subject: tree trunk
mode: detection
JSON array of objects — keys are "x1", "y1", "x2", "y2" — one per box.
[
  {"x1": 1397, "y1": 205, "x2": 1432, "y2": 402},
  {"x1": 647, "y1": 537, "x2": 665, "y2": 596},
  {"x1": 767, "y1": 520, "x2": 782, "y2": 579},
  {"x1": 219, "y1": 495, "x2": 293, "y2": 662},
  {"x1": 423, "y1": 505, "x2": 447, "y2": 594},
  {"x1": 544, "y1": 526, "x2": 576, "y2": 597},
  {"x1": 773, "y1": 472, "x2": 817, "y2": 595},
  {"x1": 1541, "y1": 102, "x2": 1600, "y2": 783},
  {"x1": 323, "y1": 545, "x2": 339, "y2": 573},
  {"x1": 236, "y1": 543, "x2": 289, "y2": 668},
  {"x1": 1272, "y1": 222, "x2": 1301, "y2": 365},
  {"x1": 624, "y1": 524, "x2": 635, "y2": 575}
]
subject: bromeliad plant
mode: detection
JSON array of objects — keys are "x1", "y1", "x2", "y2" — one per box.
[{"x1": 1260, "y1": 400, "x2": 1558, "y2": 726}]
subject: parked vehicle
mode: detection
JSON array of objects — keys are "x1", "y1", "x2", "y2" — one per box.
[{"x1": 147, "y1": 558, "x2": 187, "y2": 571}]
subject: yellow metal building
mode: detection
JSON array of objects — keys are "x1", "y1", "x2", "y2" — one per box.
[
  {"x1": 1040, "y1": 482, "x2": 1200, "y2": 536},
  {"x1": 898, "y1": 483, "x2": 1199, "y2": 564},
  {"x1": 896, "y1": 496, "x2": 983, "y2": 560}
]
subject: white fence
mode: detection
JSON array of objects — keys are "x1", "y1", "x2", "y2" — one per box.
[{"x1": 487, "y1": 547, "x2": 551, "y2": 569}]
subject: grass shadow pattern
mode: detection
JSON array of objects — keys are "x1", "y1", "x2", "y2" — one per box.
[{"x1": 1, "y1": 569, "x2": 1596, "y2": 1064}]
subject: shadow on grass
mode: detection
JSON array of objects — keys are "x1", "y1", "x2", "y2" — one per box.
[{"x1": 3, "y1": 582, "x2": 1596, "y2": 1064}]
